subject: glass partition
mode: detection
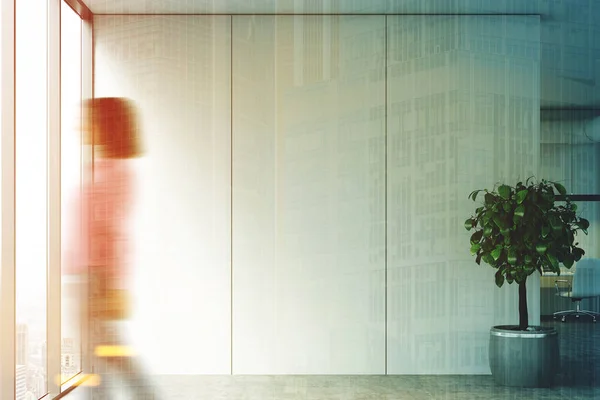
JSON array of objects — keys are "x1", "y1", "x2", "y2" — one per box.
[
  {"x1": 93, "y1": 14, "x2": 542, "y2": 376},
  {"x1": 231, "y1": 15, "x2": 386, "y2": 374},
  {"x1": 540, "y1": 115, "x2": 600, "y2": 271}
]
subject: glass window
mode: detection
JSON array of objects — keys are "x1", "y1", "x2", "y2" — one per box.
[
  {"x1": 61, "y1": 1, "x2": 83, "y2": 385},
  {"x1": 15, "y1": 0, "x2": 48, "y2": 398}
]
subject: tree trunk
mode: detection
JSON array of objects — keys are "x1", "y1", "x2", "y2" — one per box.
[{"x1": 519, "y1": 280, "x2": 529, "y2": 330}]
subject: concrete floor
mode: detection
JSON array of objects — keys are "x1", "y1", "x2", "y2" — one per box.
[{"x1": 62, "y1": 318, "x2": 600, "y2": 400}]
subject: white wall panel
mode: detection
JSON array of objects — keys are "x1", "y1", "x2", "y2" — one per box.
[
  {"x1": 386, "y1": 16, "x2": 541, "y2": 374},
  {"x1": 232, "y1": 15, "x2": 386, "y2": 374},
  {"x1": 94, "y1": 16, "x2": 231, "y2": 374}
]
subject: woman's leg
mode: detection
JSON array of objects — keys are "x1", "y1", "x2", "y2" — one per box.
[
  {"x1": 88, "y1": 269, "x2": 156, "y2": 399},
  {"x1": 88, "y1": 271, "x2": 113, "y2": 399},
  {"x1": 103, "y1": 354, "x2": 156, "y2": 399}
]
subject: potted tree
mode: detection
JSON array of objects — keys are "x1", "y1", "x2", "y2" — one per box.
[{"x1": 464, "y1": 178, "x2": 589, "y2": 387}]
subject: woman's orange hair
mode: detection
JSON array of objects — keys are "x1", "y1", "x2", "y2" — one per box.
[{"x1": 85, "y1": 97, "x2": 144, "y2": 159}]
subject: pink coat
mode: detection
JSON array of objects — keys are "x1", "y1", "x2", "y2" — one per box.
[{"x1": 63, "y1": 158, "x2": 134, "y2": 289}]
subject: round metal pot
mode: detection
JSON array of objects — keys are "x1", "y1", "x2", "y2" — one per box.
[{"x1": 489, "y1": 325, "x2": 559, "y2": 387}]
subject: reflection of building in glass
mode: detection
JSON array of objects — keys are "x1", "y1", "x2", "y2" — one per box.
[
  {"x1": 17, "y1": 324, "x2": 29, "y2": 365},
  {"x1": 386, "y1": 16, "x2": 540, "y2": 372},
  {"x1": 41, "y1": 341, "x2": 46, "y2": 371},
  {"x1": 29, "y1": 369, "x2": 45, "y2": 398},
  {"x1": 387, "y1": 16, "x2": 539, "y2": 267},
  {"x1": 280, "y1": 16, "x2": 386, "y2": 338},
  {"x1": 293, "y1": 11, "x2": 340, "y2": 85},
  {"x1": 16, "y1": 364, "x2": 27, "y2": 400},
  {"x1": 15, "y1": 324, "x2": 47, "y2": 398},
  {"x1": 61, "y1": 337, "x2": 79, "y2": 376}
]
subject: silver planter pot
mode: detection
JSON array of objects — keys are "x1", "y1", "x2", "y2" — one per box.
[{"x1": 489, "y1": 325, "x2": 559, "y2": 387}]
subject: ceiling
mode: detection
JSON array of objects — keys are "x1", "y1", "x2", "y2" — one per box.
[
  {"x1": 80, "y1": 0, "x2": 578, "y2": 16},
  {"x1": 80, "y1": 0, "x2": 600, "y2": 109}
]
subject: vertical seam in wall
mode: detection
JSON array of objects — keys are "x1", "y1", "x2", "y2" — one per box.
[
  {"x1": 13, "y1": 0, "x2": 17, "y2": 390},
  {"x1": 91, "y1": 16, "x2": 94, "y2": 102},
  {"x1": 384, "y1": 14, "x2": 388, "y2": 376},
  {"x1": 91, "y1": 15, "x2": 96, "y2": 176},
  {"x1": 230, "y1": 14, "x2": 234, "y2": 376},
  {"x1": 79, "y1": 15, "x2": 84, "y2": 373},
  {"x1": 46, "y1": 0, "x2": 50, "y2": 385},
  {"x1": 87, "y1": 13, "x2": 95, "y2": 376}
]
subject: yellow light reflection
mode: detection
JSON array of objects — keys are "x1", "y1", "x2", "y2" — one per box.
[
  {"x1": 95, "y1": 345, "x2": 137, "y2": 357},
  {"x1": 56, "y1": 374, "x2": 101, "y2": 387}
]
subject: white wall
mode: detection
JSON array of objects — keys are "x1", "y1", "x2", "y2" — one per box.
[{"x1": 94, "y1": 14, "x2": 540, "y2": 375}]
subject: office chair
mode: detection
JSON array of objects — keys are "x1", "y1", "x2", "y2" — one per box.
[{"x1": 554, "y1": 258, "x2": 600, "y2": 322}]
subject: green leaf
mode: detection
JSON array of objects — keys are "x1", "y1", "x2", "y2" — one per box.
[
  {"x1": 546, "y1": 253, "x2": 559, "y2": 270},
  {"x1": 537, "y1": 197, "x2": 552, "y2": 212},
  {"x1": 541, "y1": 225, "x2": 550, "y2": 238},
  {"x1": 572, "y1": 247, "x2": 585, "y2": 261},
  {"x1": 482, "y1": 211, "x2": 493, "y2": 224},
  {"x1": 483, "y1": 224, "x2": 493, "y2": 237},
  {"x1": 562, "y1": 254, "x2": 574, "y2": 269},
  {"x1": 578, "y1": 218, "x2": 590, "y2": 230},
  {"x1": 464, "y1": 218, "x2": 474, "y2": 231},
  {"x1": 498, "y1": 185, "x2": 511, "y2": 200},
  {"x1": 493, "y1": 215, "x2": 510, "y2": 230},
  {"x1": 514, "y1": 204, "x2": 525, "y2": 218},
  {"x1": 482, "y1": 241, "x2": 493, "y2": 252},
  {"x1": 524, "y1": 265, "x2": 535, "y2": 274},
  {"x1": 491, "y1": 247, "x2": 502, "y2": 261},
  {"x1": 507, "y1": 249, "x2": 517, "y2": 265},
  {"x1": 554, "y1": 182, "x2": 567, "y2": 195},
  {"x1": 516, "y1": 189, "x2": 528, "y2": 204},
  {"x1": 485, "y1": 193, "x2": 496, "y2": 205},
  {"x1": 470, "y1": 230, "x2": 483, "y2": 244},
  {"x1": 495, "y1": 270, "x2": 505, "y2": 288},
  {"x1": 536, "y1": 243, "x2": 548, "y2": 254},
  {"x1": 469, "y1": 190, "x2": 482, "y2": 201},
  {"x1": 482, "y1": 253, "x2": 494, "y2": 265},
  {"x1": 470, "y1": 243, "x2": 481, "y2": 255},
  {"x1": 549, "y1": 215, "x2": 562, "y2": 232}
]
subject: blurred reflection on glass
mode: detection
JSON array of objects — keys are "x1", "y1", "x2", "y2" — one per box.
[{"x1": 63, "y1": 97, "x2": 154, "y2": 399}]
